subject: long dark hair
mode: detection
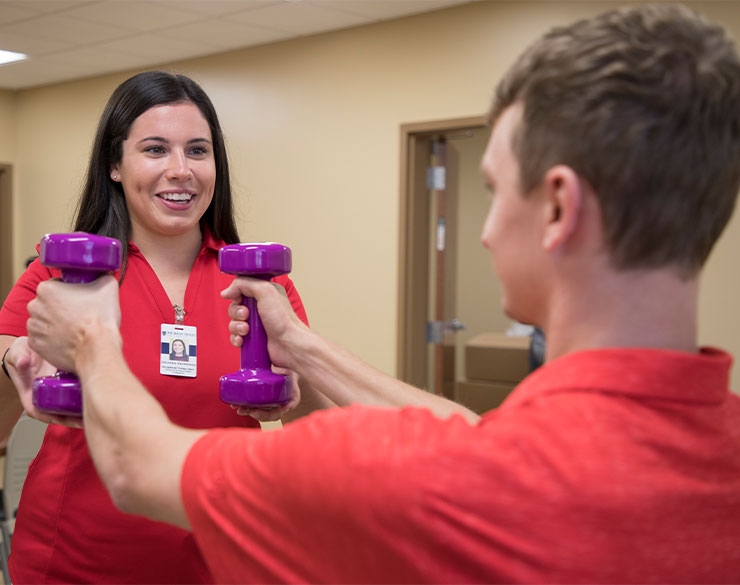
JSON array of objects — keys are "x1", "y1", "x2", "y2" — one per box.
[{"x1": 73, "y1": 71, "x2": 240, "y2": 273}]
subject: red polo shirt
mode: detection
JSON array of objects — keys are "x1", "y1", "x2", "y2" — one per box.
[
  {"x1": 0, "y1": 228, "x2": 308, "y2": 584},
  {"x1": 182, "y1": 347, "x2": 740, "y2": 583}
]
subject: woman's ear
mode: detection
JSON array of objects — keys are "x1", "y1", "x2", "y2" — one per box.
[
  {"x1": 110, "y1": 165, "x2": 121, "y2": 182},
  {"x1": 541, "y1": 165, "x2": 583, "y2": 252}
]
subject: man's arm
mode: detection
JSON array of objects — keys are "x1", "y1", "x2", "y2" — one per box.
[
  {"x1": 26, "y1": 276, "x2": 205, "y2": 530},
  {"x1": 74, "y1": 333, "x2": 205, "y2": 529},
  {"x1": 222, "y1": 279, "x2": 480, "y2": 423},
  {"x1": 281, "y1": 377, "x2": 337, "y2": 422}
]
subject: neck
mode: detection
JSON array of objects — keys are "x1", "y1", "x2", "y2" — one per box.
[
  {"x1": 542, "y1": 266, "x2": 699, "y2": 361},
  {"x1": 131, "y1": 226, "x2": 203, "y2": 275}
]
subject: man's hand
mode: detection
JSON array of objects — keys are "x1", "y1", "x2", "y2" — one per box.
[
  {"x1": 221, "y1": 278, "x2": 310, "y2": 421},
  {"x1": 4, "y1": 336, "x2": 81, "y2": 427},
  {"x1": 221, "y1": 277, "x2": 310, "y2": 373},
  {"x1": 27, "y1": 275, "x2": 122, "y2": 373}
]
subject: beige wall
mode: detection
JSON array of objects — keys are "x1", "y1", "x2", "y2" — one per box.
[
  {"x1": 6, "y1": 1, "x2": 740, "y2": 388},
  {"x1": 0, "y1": 88, "x2": 17, "y2": 300},
  {"x1": 0, "y1": 89, "x2": 16, "y2": 163}
]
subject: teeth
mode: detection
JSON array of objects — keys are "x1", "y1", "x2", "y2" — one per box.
[{"x1": 160, "y1": 193, "x2": 193, "y2": 201}]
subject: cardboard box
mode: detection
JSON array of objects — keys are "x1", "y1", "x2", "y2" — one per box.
[
  {"x1": 465, "y1": 332, "x2": 530, "y2": 383},
  {"x1": 455, "y1": 380, "x2": 517, "y2": 414}
]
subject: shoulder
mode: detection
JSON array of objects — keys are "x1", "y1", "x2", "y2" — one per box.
[
  {"x1": 0, "y1": 260, "x2": 56, "y2": 334},
  {"x1": 1, "y1": 258, "x2": 55, "y2": 303}
]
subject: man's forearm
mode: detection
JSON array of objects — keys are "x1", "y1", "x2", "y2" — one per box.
[
  {"x1": 288, "y1": 328, "x2": 479, "y2": 423},
  {"x1": 223, "y1": 277, "x2": 479, "y2": 422},
  {"x1": 282, "y1": 377, "x2": 337, "y2": 422},
  {"x1": 75, "y1": 328, "x2": 204, "y2": 529}
]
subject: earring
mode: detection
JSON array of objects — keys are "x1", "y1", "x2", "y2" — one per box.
[{"x1": 112, "y1": 174, "x2": 117, "y2": 180}]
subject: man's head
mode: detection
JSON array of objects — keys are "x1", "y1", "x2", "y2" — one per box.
[{"x1": 487, "y1": 3, "x2": 740, "y2": 278}]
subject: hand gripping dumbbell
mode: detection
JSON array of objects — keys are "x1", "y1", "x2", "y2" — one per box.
[
  {"x1": 32, "y1": 233, "x2": 122, "y2": 417},
  {"x1": 219, "y1": 243, "x2": 292, "y2": 408}
]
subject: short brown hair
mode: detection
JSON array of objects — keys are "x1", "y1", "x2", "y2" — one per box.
[{"x1": 490, "y1": 4, "x2": 740, "y2": 275}]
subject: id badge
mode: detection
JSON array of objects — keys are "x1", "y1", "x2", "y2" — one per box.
[{"x1": 160, "y1": 324, "x2": 197, "y2": 378}]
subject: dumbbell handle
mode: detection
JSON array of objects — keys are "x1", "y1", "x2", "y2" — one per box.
[
  {"x1": 60, "y1": 269, "x2": 101, "y2": 284},
  {"x1": 53, "y1": 269, "x2": 105, "y2": 375},
  {"x1": 240, "y1": 296, "x2": 270, "y2": 370}
]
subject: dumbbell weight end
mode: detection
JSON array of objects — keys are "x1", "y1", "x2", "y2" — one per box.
[{"x1": 33, "y1": 372, "x2": 83, "y2": 416}]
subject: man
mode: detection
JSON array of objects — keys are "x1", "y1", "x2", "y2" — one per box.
[{"x1": 15, "y1": 3, "x2": 740, "y2": 582}]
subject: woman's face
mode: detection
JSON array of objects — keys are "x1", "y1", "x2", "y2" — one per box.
[
  {"x1": 172, "y1": 340, "x2": 185, "y2": 355},
  {"x1": 111, "y1": 102, "x2": 216, "y2": 242}
]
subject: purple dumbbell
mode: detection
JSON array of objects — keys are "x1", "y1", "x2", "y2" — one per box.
[
  {"x1": 219, "y1": 243, "x2": 292, "y2": 408},
  {"x1": 32, "y1": 233, "x2": 122, "y2": 417}
]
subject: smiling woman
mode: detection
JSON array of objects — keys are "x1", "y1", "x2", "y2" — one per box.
[
  {"x1": 0, "y1": 71, "x2": 311, "y2": 584},
  {"x1": 111, "y1": 102, "x2": 216, "y2": 247}
]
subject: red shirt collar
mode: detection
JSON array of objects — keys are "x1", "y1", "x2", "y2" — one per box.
[{"x1": 498, "y1": 346, "x2": 732, "y2": 412}]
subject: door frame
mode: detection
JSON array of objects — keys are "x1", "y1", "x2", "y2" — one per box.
[
  {"x1": 0, "y1": 164, "x2": 13, "y2": 304},
  {"x1": 396, "y1": 115, "x2": 488, "y2": 388}
]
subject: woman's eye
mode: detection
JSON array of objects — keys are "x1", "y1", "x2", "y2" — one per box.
[
  {"x1": 189, "y1": 146, "x2": 208, "y2": 156},
  {"x1": 145, "y1": 145, "x2": 166, "y2": 154}
]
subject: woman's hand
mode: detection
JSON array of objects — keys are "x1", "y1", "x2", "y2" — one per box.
[
  {"x1": 230, "y1": 368, "x2": 301, "y2": 422},
  {"x1": 4, "y1": 337, "x2": 83, "y2": 428}
]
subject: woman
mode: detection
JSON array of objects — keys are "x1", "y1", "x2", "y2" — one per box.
[
  {"x1": 169, "y1": 338, "x2": 189, "y2": 362},
  {"x1": 0, "y1": 71, "x2": 308, "y2": 583}
]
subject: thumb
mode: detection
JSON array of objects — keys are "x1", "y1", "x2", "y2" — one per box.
[
  {"x1": 221, "y1": 276, "x2": 274, "y2": 302},
  {"x1": 12, "y1": 345, "x2": 41, "y2": 389}
]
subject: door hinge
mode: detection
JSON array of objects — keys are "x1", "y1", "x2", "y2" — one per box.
[{"x1": 426, "y1": 165, "x2": 446, "y2": 190}]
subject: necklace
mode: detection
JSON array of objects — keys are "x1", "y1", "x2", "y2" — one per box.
[{"x1": 173, "y1": 304, "x2": 186, "y2": 324}]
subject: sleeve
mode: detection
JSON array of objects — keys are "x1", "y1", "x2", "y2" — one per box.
[
  {"x1": 272, "y1": 274, "x2": 309, "y2": 327},
  {"x1": 180, "y1": 405, "x2": 471, "y2": 584},
  {"x1": 0, "y1": 260, "x2": 55, "y2": 336}
]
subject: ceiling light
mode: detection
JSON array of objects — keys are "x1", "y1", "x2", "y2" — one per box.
[{"x1": 0, "y1": 50, "x2": 28, "y2": 66}]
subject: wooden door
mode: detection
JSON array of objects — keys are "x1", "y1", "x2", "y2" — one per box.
[{"x1": 397, "y1": 116, "x2": 486, "y2": 393}]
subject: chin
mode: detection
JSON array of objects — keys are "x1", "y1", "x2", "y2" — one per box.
[{"x1": 502, "y1": 302, "x2": 536, "y2": 327}]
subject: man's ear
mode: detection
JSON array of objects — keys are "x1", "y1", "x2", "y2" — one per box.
[{"x1": 541, "y1": 165, "x2": 583, "y2": 252}]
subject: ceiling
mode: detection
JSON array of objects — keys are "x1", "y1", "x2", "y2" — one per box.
[{"x1": 0, "y1": 0, "x2": 473, "y2": 90}]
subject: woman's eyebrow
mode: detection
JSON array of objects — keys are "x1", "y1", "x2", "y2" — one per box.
[{"x1": 137, "y1": 136, "x2": 212, "y2": 144}]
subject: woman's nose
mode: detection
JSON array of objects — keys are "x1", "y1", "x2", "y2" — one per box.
[{"x1": 165, "y1": 150, "x2": 192, "y2": 180}]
